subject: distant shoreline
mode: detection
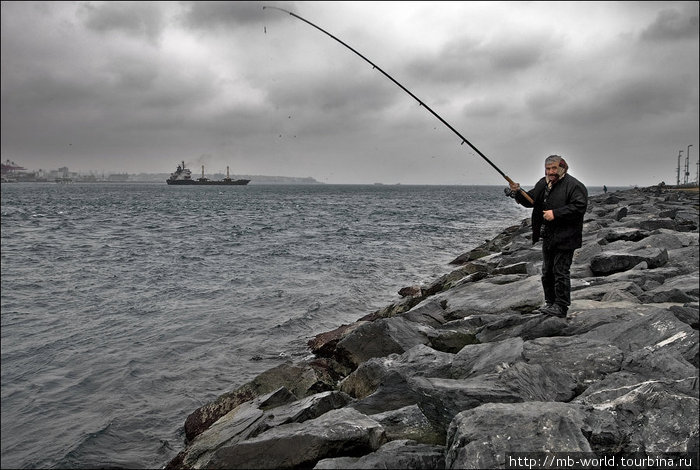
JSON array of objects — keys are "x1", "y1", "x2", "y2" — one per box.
[{"x1": 2, "y1": 178, "x2": 696, "y2": 190}]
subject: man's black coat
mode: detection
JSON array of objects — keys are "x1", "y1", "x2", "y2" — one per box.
[{"x1": 515, "y1": 174, "x2": 588, "y2": 250}]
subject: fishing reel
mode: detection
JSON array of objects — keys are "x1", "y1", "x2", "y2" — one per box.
[{"x1": 504, "y1": 187, "x2": 517, "y2": 198}]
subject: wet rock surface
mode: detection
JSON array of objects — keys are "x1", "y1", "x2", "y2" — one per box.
[{"x1": 165, "y1": 186, "x2": 699, "y2": 469}]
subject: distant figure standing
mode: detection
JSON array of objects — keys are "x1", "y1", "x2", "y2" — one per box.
[
  {"x1": 603, "y1": 185, "x2": 608, "y2": 193},
  {"x1": 506, "y1": 155, "x2": 588, "y2": 318}
]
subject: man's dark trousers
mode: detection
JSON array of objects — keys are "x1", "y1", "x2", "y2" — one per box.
[{"x1": 541, "y1": 242, "x2": 575, "y2": 310}]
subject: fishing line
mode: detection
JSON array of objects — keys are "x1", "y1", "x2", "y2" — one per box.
[{"x1": 263, "y1": 5, "x2": 533, "y2": 203}]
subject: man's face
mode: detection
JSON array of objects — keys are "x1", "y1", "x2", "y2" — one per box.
[{"x1": 545, "y1": 162, "x2": 560, "y2": 184}]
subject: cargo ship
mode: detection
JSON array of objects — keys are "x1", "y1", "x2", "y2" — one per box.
[{"x1": 166, "y1": 162, "x2": 250, "y2": 185}]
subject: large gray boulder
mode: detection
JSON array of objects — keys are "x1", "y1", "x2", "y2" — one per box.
[
  {"x1": 334, "y1": 316, "x2": 431, "y2": 369},
  {"x1": 600, "y1": 227, "x2": 650, "y2": 243},
  {"x1": 570, "y1": 280, "x2": 644, "y2": 301},
  {"x1": 450, "y1": 337, "x2": 525, "y2": 379},
  {"x1": 369, "y1": 405, "x2": 443, "y2": 445},
  {"x1": 182, "y1": 360, "x2": 340, "y2": 442},
  {"x1": 670, "y1": 304, "x2": 699, "y2": 329},
  {"x1": 583, "y1": 265, "x2": 680, "y2": 292},
  {"x1": 522, "y1": 336, "x2": 624, "y2": 393},
  {"x1": 412, "y1": 361, "x2": 576, "y2": 431},
  {"x1": 400, "y1": 299, "x2": 448, "y2": 328},
  {"x1": 205, "y1": 408, "x2": 386, "y2": 469},
  {"x1": 339, "y1": 344, "x2": 454, "y2": 399},
  {"x1": 575, "y1": 307, "x2": 699, "y2": 367},
  {"x1": 347, "y1": 370, "x2": 423, "y2": 417},
  {"x1": 446, "y1": 402, "x2": 592, "y2": 469},
  {"x1": 590, "y1": 247, "x2": 669, "y2": 275},
  {"x1": 428, "y1": 275, "x2": 544, "y2": 316},
  {"x1": 639, "y1": 273, "x2": 699, "y2": 303},
  {"x1": 577, "y1": 346, "x2": 698, "y2": 403},
  {"x1": 579, "y1": 381, "x2": 699, "y2": 454},
  {"x1": 474, "y1": 312, "x2": 568, "y2": 343}
]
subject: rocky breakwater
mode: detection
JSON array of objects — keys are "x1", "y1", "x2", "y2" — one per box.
[{"x1": 165, "y1": 186, "x2": 699, "y2": 470}]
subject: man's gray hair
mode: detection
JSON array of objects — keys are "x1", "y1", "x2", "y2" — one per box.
[
  {"x1": 545, "y1": 154, "x2": 568, "y2": 171},
  {"x1": 545, "y1": 155, "x2": 564, "y2": 165}
]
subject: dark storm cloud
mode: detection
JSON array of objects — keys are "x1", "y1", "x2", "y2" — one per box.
[
  {"x1": 405, "y1": 31, "x2": 556, "y2": 86},
  {"x1": 267, "y1": 67, "x2": 395, "y2": 118},
  {"x1": 605, "y1": 76, "x2": 693, "y2": 117},
  {"x1": 182, "y1": 1, "x2": 284, "y2": 29},
  {"x1": 79, "y1": 1, "x2": 165, "y2": 42},
  {"x1": 640, "y1": 4, "x2": 699, "y2": 42},
  {"x1": 526, "y1": 73, "x2": 692, "y2": 127}
]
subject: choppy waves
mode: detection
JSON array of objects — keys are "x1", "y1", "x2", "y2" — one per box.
[{"x1": 1, "y1": 183, "x2": 531, "y2": 468}]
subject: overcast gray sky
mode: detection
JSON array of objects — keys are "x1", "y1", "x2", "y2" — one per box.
[{"x1": 1, "y1": 1, "x2": 698, "y2": 185}]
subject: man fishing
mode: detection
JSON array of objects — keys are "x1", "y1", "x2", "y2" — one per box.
[{"x1": 507, "y1": 155, "x2": 588, "y2": 318}]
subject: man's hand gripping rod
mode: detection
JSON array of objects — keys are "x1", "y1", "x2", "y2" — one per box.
[{"x1": 263, "y1": 6, "x2": 534, "y2": 204}]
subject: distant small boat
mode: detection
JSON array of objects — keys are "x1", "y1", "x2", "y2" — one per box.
[{"x1": 166, "y1": 162, "x2": 250, "y2": 186}]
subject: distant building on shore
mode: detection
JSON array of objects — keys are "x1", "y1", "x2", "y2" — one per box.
[
  {"x1": 1, "y1": 159, "x2": 26, "y2": 182},
  {"x1": 0, "y1": 160, "x2": 132, "y2": 183}
]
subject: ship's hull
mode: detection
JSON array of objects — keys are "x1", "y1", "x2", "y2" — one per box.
[{"x1": 166, "y1": 179, "x2": 250, "y2": 185}]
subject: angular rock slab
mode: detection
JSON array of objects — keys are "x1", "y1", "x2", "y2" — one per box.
[
  {"x1": 575, "y1": 370, "x2": 698, "y2": 407},
  {"x1": 446, "y1": 402, "x2": 592, "y2": 469},
  {"x1": 570, "y1": 280, "x2": 644, "y2": 301},
  {"x1": 667, "y1": 245, "x2": 700, "y2": 273},
  {"x1": 409, "y1": 375, "x2": 522, "y2": 431},
  {"x1": 581, "y1": 381, "x2": 699, "y2": 454},
  {"x1": 334, "y1": 316, "x2": 431, "y2": 369},
  {"x1": 600, "y1": 227, "x2": 650, "y2": 243},
  {"x1": 411, "y1": 362, "x2": 576, "y2": 431},
  {"x1": 340, "y1": 344, "x2": 454, "y2": 399},
  {"x1": 401, "y1": 299, "x2": 448, "y2": 328},
  {"x1": 181, "y1": 389, "x2": 354, "y2": 469},
  {"x1": 308, "y1": 321, "x2": 368, "y2": 357},
  {"x1": 590, "y1": 247, "x2": 668, "y2": 275},
  {"x1": 475, "y1": 312, "x2": 567, "y2": 343},
  {"x1": 575, "y1": 307, "x2": 699, "y2": 367},
  {"x1": 451, "y1": 337, "x2": 525, "y2": 379},
  {"x1": 639, "y1": 274, "x2": 700, "y2": 303},
  {"x1": 427, "y1": 323, "x2": 480, "y2": 353},
  {"x1": 669, "y1": 304, "x2": 699, "y2": 329},
  {"x1": 181, "y1": 388, "x2": 296, "y2": 468},
  {"x1": 522, "y1": 336, "x2": 624, "y2": 392},
  {"x1": 428, "y1": 275, "x2": 544, "y2": 316},
  {"x1": 348, "y1": 370, "x2": 424, "y2": 417},
  {"x1": 183, "y1": 360, "x2": 338, "y2": 441},
  {"x1": 370, "y1": 405, "x2": 444, "y2": 445},
  {"x1": 205, "y1": 408, "x2": 386, "y2": 469}
]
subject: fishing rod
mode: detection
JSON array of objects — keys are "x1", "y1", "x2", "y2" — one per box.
[{"x1": 263, "y1": 6, "x2": 534, "y2": 203}]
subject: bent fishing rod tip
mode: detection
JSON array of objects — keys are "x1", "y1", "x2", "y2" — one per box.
[
  {"x1": 260, "y1": 4, "x2": 532, "y2": 199},
  {"x1": 262, "y1": 5, "x2": 293, "y2": 15}
]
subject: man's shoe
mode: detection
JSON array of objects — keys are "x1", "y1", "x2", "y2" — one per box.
[
  {"x1": 540, "y1": 304, "x2": 567, "y2": 318},
  {"x1": 534, "y1": 303, "x2": 554, "y2": 314}
]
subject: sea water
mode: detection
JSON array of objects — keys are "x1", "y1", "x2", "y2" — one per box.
[{"x1": 1, "y1": 183, "x2": 603, "y2": 468}]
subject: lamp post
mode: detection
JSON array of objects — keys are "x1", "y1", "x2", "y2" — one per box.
[
  {"x1": 676, "y1": 150, "x2": 683, "y2": 186},
  {"x1": 686, "y1": 145, "x2": 693, "y2": 185}
]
